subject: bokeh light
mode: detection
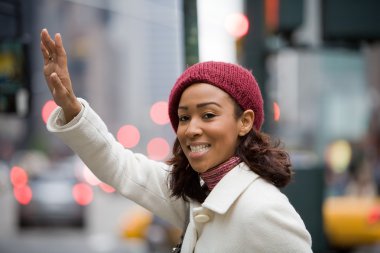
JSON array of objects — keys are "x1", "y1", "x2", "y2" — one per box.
[
  {"x1": 265, "y1": 0, "x2": 279, "y2": 32},
  {"x1": 150, "y1": 101, "x2": 170, "y2": 125},
  {"x1": 99, "y1": 182, "x2": 115, "y2": 193},
  {"x1": 72, "y1": 183, "x2": 93, "y2": 206},
  {"x1": 147, "y1": 138, "x2": 170, "y2": 161},
  {"x1": 13, "y1": 185, "x2": 32, "y2": 205},
  {"x1": 42, "y1": 100, "x2": 58, "y2": 124},
  {"x1": 325, "y1": 140, "x2": 352, "y2": 173},
  {"x1": 273, "y1": 102, "x2": 281, "y2": 121},
  {"x1": 10, "y1": 166, "x2": 28, "y2": 187},
  {"x1": 225, "y1": 13, "x2": 250, "y2": 38},
  {"x1": 368, "y1": 206, "x2": 380, "y2": 225},
  {"x1": 117, "y1": 125, "x2": 140, "y2": 148}
]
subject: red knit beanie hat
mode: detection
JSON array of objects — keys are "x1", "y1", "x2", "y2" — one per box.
[{"x1": 168, "y1": 61, "x2": 264, "y2": 131}]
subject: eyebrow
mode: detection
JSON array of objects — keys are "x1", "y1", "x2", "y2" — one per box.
[{"x1": 178, "y1": 102, "x2": 222, "y2": 110}]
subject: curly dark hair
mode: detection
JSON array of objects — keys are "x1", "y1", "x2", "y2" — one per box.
[{"x1": 167, "y1": 103, "x2": 293, "y2": 203}]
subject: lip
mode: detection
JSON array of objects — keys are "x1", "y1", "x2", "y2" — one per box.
[{"x1": 188, "y1": 150, "x2": 209, "y2": 160}]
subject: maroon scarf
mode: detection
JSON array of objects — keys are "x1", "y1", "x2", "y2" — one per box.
[{"x1": 200, "y1": 156, "x2": 241, "y2": 191}]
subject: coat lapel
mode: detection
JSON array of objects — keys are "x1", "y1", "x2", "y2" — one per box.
[
  {"x1": 202, "y1": 163, "x2": 259, "y2": 214},
  {"x1": 181, "y1": 163, "x2": 259, "y2": 253}
]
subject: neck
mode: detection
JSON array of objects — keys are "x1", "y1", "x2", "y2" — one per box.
[{"x1": 200, "y1": 156, "x2": 241, "y2": 191}]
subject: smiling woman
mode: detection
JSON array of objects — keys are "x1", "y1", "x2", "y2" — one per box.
[
  {"x1": 41, "y1": 28, "x2": 312, "y2": 253},
  {"x1": 176, "y1": 83, "x2": 242, "y2": 173}
]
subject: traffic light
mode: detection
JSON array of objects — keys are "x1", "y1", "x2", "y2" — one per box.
[
  {"x1": 0, "y1": 40, "x2": 30, "y2": 116},
  {"x1": 265, "y1": 0, "x2": 304, "y2": 36},
  {"x1": 0, "y1": 0, "x2": 30, "y2": 116}
]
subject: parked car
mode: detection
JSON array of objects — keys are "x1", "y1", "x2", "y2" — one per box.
[{"x1": 18, "y1": 157, "x2": 89, "y2": 228}]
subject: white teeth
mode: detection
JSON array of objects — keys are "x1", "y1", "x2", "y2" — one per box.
[{"x1": 190, "y1": 144, "x2": 209, "y2": 152}]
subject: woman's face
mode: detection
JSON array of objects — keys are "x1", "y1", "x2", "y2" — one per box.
[{"x1": 176, "y1": 83, "x2": 243, "y2": 173}]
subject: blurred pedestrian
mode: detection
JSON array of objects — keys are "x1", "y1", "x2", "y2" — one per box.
[
  {"x1": 345, "y1": 141, "x2": 376, "y2": 197},
  {"x1": 40, "y1": 28, "x2": 312, "y2": 253}
]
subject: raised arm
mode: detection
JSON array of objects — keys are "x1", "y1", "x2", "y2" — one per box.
[{"x1": 40, "y1": 28, "x2": 81, "y2": 122}]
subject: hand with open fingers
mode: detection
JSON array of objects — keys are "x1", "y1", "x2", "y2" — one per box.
[{"x1": 40, "y1": 28, "x2": 82, "y2": 122}]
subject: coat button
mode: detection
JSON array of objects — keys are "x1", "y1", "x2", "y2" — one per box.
[{"x1": 194, "y1": 214, "x2": 210, "y2": 223}]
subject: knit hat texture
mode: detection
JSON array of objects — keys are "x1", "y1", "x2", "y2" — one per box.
[{"x1": 168, "y1": 61, "x2": 264, "y2": 131}]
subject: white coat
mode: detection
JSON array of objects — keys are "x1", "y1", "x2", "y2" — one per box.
[{"x1": 47, "y1": 99, "x2": 313, "y2": 253}]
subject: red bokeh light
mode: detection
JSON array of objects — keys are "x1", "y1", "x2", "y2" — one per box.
[
  {"x1": 265, "y1": 0, "x2": 279, "y2": 32},
  {"x1": 72, "y1": 183, "x2": 93, "y2": 206},
  {"x1": 13, "y1": 185, "x2": 32, "y2": 205},
  {"x1": 42, "y1": 100, "x2": 58, "y2": 124},
  {"x1": 225, "y1": 13, "x2": 250, "y2": 38},
  {"x1": 147, "y1": 138, "x2": 170, "y2": 161},
  {"x1": 273, "y1": 102, "x2": 281, "y2": 121},
  {"x1": 368, "y1": 206, "x2": 380, "y2": 224},
  {"x1": 150, "y1": 101, "x2": 170, "y2": 125},
  {"x1": 117, "y1": 125, "x2": 140, "y2": 148},
  {"x1": 10, "y1": 166, "x2": 28, "y2": 187},
  {"x1": 99, "y1": 182, "x2": 116, "y2": 193}
]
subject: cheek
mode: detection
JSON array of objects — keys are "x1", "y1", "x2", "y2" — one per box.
[
  {"x1": 220, "y1": 135, "x2": 239, "y2": 147},
  {"x1": 212, "y1": 122, "x2": 240, "y2": 141},
  {"x1": 211, "y1": 130, "x2": 237, "y2": 148}
]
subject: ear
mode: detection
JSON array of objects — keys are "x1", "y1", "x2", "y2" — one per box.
[{"x1": 238, "y1": 110, "x2": 254, "y2": 136}]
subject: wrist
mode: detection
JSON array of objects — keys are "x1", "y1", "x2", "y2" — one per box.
[{"x1": 62, "y1": 99, "x2": 82, "y2": 122}]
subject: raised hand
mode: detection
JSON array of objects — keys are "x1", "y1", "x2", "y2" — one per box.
[{"x1": 40, "y1": 28, "x2": 81, "y2": 122}]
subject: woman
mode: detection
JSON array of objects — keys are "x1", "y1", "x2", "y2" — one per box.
[{"x1": 41, "y1": 28, "x2": 312, "y2": 253}]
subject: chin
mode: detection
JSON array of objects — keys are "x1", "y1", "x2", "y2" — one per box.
[{"x1": 191, "y1": 164, "x2": 210, "y2": 174}]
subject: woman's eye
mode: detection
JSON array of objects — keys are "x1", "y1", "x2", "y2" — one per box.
[
  {"x1": 203, "y1": 113, "x2": 216, "y2": 119},
  {"x1": 178, "y1": 115, "x2": 189, "y2": 122}
]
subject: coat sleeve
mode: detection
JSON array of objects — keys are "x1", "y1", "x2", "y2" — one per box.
[{"x1": 46, "y1": 98, "x2": 187, "y2": 229}]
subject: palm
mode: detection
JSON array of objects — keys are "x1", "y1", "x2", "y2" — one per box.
[{"x1": 43, "y1": 57, "x2": 69, "y2": 97}]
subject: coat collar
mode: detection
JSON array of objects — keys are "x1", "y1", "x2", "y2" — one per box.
[{"x1": 201, "y1": 163, "x2": 259, "y2": 214}]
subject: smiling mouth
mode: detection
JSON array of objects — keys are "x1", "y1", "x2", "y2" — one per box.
[{"x1": 189, "y1": 144, "x2": 210, "y2": 153}]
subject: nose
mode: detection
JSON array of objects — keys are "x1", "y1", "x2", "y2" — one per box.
[{"x1": 185, "y1": 118, "x2": 202, "y2": 138}]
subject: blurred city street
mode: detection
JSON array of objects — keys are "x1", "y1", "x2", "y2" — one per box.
[
  {"x1": 0, "y1": 181, "x2": 151, "y2": 253},
  {"x1": 0, "y1": 229, "x2": 141, "y2": 253}
]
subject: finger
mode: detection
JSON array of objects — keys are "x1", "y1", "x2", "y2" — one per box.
[
  {"x1": 55, "y1": 33, "x2": 67, "y2": 57},
  {"x1": 54, "y1": 33, "x2": 67, "y2": 66},
  {"x1": 41, "y1": 28, "x2": 56, "y2": 56},
  {"x1": 41, "y1": 29, "x2": 55, "y2": 53},
  {"x1": 40, "y1": 41, "x2": 50, "y2": 65}
]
